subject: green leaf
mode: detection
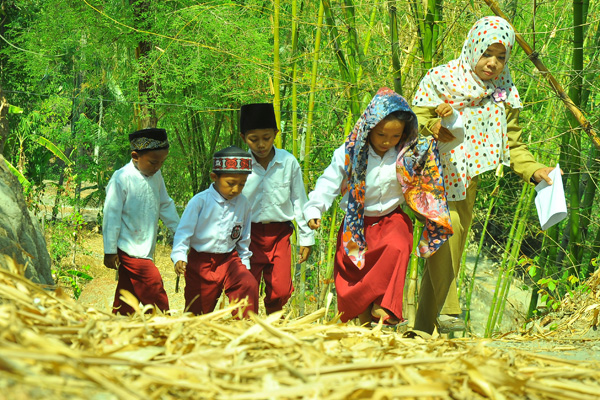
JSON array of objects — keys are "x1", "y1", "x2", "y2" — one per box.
[
  {"x1": 8, "y1": 105, "x2": 23, "y2": 114},
  {"x1": 3, "y1": 159, "x2": 31, "y2": 187},
  {"x1": 548, "y1": 281, "x2": 557, "y2": 291},
  {"x1": 31, "y1": 136, "x2": 73, "y2": 166},
  {"x1": 528, "y1": 265, "x2": 537, "y2": 277},
  {"x1": 65, "y1": 269, "x2": 93, "y2": 281}
]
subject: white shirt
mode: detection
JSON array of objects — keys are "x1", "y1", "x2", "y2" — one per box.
[
  {"x1": 103, "y1": 160, "x2": 180, "y2": 260},
  {"x1": 242, "y1": 147, "x2": 315, "y2": 247},
  {"x1": 171, "y1": 184, "x2": 253, "y2": 268},
  {"x1": 304, "y1": 144, "x2": 405, "y2": 221}
]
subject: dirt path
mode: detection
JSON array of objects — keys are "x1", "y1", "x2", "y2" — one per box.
[
  {"x1": 66, "y1": 230, "x2": 600, "y2": 363},
  {"x1": 71, "y1": 230, "x2": 186, "y2": 314}
]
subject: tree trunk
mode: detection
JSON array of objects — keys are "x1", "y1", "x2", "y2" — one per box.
[
  {"x1": 0, "y1": 85, "x2": 8, "y2": 154},
  {"x1": 131, "y1": 0, "x2": 157, "y2": 129}
]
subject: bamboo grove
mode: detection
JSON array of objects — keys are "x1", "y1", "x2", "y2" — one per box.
[{"x1": 0, "y1": 0, "x2": 599, "y2": 337}]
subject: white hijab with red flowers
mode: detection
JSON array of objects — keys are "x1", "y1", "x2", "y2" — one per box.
[{"x1": 413, "y1": 16, "x2": 522, "y2": 201}]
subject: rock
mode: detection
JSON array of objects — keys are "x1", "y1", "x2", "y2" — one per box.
[{"x1": 0, "y1": 155, "x2": 53, "y2": 285}]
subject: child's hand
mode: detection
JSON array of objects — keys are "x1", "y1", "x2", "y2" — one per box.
[
  {"x1": 435, "y1": 103, "x2": 453, "y2": 117},
  {"x1": 308, "y1": 218, "x2": 321, "y2": 230},
  {"x1": 174, "y1": 260, "x2": 187, "y2": 275},
  {"x1": 431, "y1": 120, "x2": 456, "y2": 142},
  {"x1": 104, "y1": 254, "x2": 119, "y2": 270},
  {"x1": 298, "y1": 246, "x2": 312, "y2": 263}
]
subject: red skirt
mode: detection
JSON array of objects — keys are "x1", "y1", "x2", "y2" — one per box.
[
  {"x1": 334, "y1": 208, "x2": 413, "y2": 322},
  {"x1": 185, "y1": 249, "x2": 259, "y2": 318},
  {"x1": 249, "y1": 222, "x2": 294, "y2": 314},
  {"x1": 113, "y1": 249, "x2": 169, "y2": 315}
]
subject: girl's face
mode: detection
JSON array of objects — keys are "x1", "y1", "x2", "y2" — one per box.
[
  {"x1": 475, "y1": 43, "x2": 507, "y2": 81},
  {"x1": 368, "y1": 118, "x2": 405, "y2": 157}
]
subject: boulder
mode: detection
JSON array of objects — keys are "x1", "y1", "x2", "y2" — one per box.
[{"x1": 0, "y1": 155, "x2": 54, "y2": 285}]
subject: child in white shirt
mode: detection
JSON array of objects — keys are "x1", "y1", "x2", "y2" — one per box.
[
  {"x1": 171, "y1": 146, "x2": 258, "y2": 317},
  {"x1": 239, "y1": 103, "x2": 314, "y2": 314},
  {"x1": 305, "y1": 88, "x2": 452, "y2": 327},
  {"x1": 103, "y1": 128, "x2": 180, "y2": 315}
]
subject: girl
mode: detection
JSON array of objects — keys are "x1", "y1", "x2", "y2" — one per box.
[
  {"x1": 305, "y1": 87, "x2": 452, "y2": 326},
  {"x1": 412, "y1": 16, "x2": 556, "y2": 334}
]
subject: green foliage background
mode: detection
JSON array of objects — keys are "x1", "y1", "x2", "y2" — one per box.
[{"x1": 1, "y1": 0, "x2": 599, "y2": 323}]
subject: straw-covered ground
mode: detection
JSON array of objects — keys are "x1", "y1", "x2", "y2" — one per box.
[{"x1": 2, "y1": 239, "x2": 600, "y2": 400}]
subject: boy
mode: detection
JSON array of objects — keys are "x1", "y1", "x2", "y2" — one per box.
[
  {"x1": 103, "y1": 127, "x2": 180, "y2": 315},
  {"x1": 171, "y1": 146, "x2": 258, "y2": 318},
  {"x1": 240, "y1": 103, "x2": 314, "y2": 314}
]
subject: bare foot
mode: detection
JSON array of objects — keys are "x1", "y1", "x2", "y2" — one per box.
[
  {"x1": 357, "y1": 305, "x2": 373, "y2": 326},
  {"x1": 371, "y1": 304, "x2": 399, "y2": 325}
]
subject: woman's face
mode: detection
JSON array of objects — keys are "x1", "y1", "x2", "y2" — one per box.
[
  {"x1": 368, "y1": 117, "x2": 405, "y2": 157},
  {"x1": 475, "y1": 43, "x2": 507, "y2": 81}
]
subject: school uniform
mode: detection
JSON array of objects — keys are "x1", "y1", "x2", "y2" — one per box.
[
  {"x1": 103, "y1": 160, "x2": 180, "y2": 315},
  {"x1": 243, "y1": 147, "x2": 315, "y2": 313},
  {"x1": 171, "y1": 184, "x2": 258, "y2": 317},
  {"x1": 305, "y1": 144, "x2": 413, "y2": 322},
  {"x1": 305, "y1": 88, "x2": 451, "y2": 325}
]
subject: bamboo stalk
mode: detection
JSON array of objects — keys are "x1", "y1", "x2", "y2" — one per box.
[
  {"x1": 484, "y1": 182, "x2": 528, "y2": 337},
  {"x1": 483, "y1": 0, "x2": 600, "y2": 151},
  {"x1": 389, "y1": 3, "x2": 402, "y2": 95},
  {"x1": 565, "y1": 0, "x2": 586, "y2": 274},
  {"x1": 495, "y1": 186, "x2": 536, "y2": 329},
  {"x1": 290, "y1": 0, "x2": 300, "y2": 158},
  {"x1": 406, "y1": 219, "x2": 424, "y2": 327},
  {"x1": 302, "y1": 1, "x2": 325, "y2": 191},
  {"x1": 273, "y1": 0, "x2": 282, "y2": 148},
  {"x1": 456, "y1": 223, "x2": 471, "y2": 301},
  {"x1": 318, "y1": 206, "x2": 338, "y2": 306},
  {"x1": 527, "y1": 234, "x2": 546, "y2": 319},
  {"x1": 321, "y1": 0, "x2": 360, "y2": 116}
]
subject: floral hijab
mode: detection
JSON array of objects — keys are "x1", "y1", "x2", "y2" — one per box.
[
  {"x1": 343, "y1": 87, "x2": 453, "y2": 269},
  {"x1": 412, "y1": 16, "x2": 521, "y2": 201}
]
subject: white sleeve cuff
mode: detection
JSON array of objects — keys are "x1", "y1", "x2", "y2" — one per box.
[{"x1": 242, "y1": 258, "x2": 251, "y2": 270}]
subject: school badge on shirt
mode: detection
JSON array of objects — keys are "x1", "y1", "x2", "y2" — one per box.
[{"x1": 231, "y1": 224, "x2": 242, "y2": 240}]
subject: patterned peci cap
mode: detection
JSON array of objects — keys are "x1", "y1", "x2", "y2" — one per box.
[
  {"x1": 213, "y1": 146, "x2": 252, "y2": 174},
  {"x1": 129, "y1": 128, "x2": 169, "y2": 151}
]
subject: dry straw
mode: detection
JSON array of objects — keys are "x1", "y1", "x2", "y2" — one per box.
[{"x1": 1, "y1": 257, "x2": 599, "y2": 399}]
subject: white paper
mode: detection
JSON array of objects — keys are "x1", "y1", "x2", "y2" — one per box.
[
  {"x1": 534, "y1": 164, "x2": 567, "y2": 230},
  {"x1": 437, "y1": 111, "x2": 465, "y2": 154}
]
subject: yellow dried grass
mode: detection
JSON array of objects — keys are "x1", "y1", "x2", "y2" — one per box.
[{"x1": 1, "y1": 259, "x2": 600, "y2": 400}]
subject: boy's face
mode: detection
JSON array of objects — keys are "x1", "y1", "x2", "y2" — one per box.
[
  {"x1": 132, "y1": 148, "x2": 169, "y2": 177},
  {"x1": 475, "y1": 43, "x2": 506, "y2": 81},
  {"x1": 241, "y1": 128, "x2": 277, "y2": 162},
  {"x1": 368, "y1": 118, "x2": 405, "y2": 157},
  {"x1": 210, "y1": 172, "x2": 249, "y2": 201}
]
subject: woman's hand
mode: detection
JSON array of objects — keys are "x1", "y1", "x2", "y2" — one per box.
[
  {"x1": 431, "y1": 120, "x2": 457, "y2": 142},
  {"x1": 532, "y1": 167, "x2": 563, "y2": 185},
  {"x1": 435, "y1": 103, "x2": 453, "y2": 117}
]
